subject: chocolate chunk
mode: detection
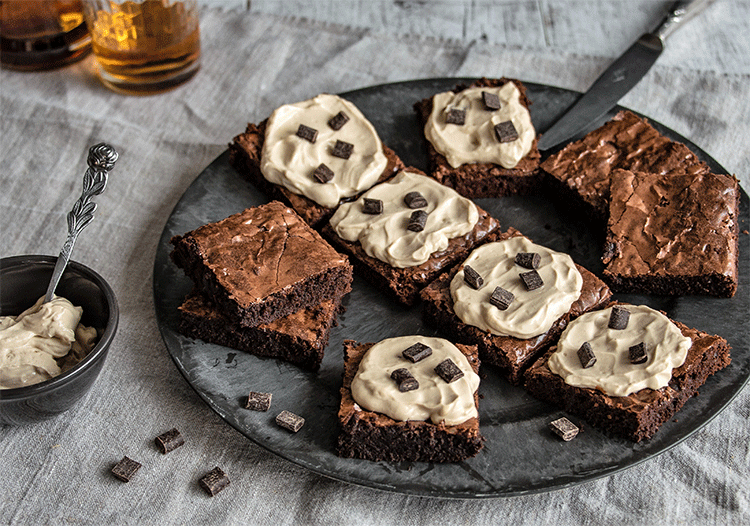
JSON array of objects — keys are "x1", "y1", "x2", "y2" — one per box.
[
  {"x1": 328, "y1": 111, "x2": 349, "y2": 130},
  {"x1": 312, "y1": 163, "x2": 334, "y2": 183},
  {"x1": 629, "y1": 342, "x2": 648, "y2": 364},
  {"x1": 446, "y1": 108, "x2": 466, "y2": 125},
  {"x1": 489, "y1": 286, "x2": 514, "y2": 310},
  {"x1": 331, "y1": 139, "x2": 354, "y2": 159},
  {"x1": 246, "y1": 391, "x2": 272, "y2": 412},
  {"x1": 407, "y1": 210, "x2": 428, "y2": 232},
  {"x1": 577, "y1": 342, "x2": 596, "y2": 369},
  {"x1": 362, "y1": 197, "x2": 383, "y2": 215},
  {"x1": 111, "y1": 456, "x2": 141, "y2": 482},
  {"x1": 482, "y1": 91, "x2": 501, "y2": 110},
  {"x1": 391, "y1": 368, "x2": 419, "y2": 392},
  {"x1": 515, "y1": 252, "x2": 541, "y2": 269},
  {"x1": 402, "y1": 342, "x2": 432, "y2": 363},
  {"x1": 199, "y1": 467, "x2": 230, "y2": 496},
  {"x1": 520, "y1": 269, "x2": 544, "y2": 290},
  {"x1": 434, "y1": 358, "x2": 464, "y2": 383},
  {"x1": 494, "y1": 120, "x2": 519, "y2": 143},
  {"x1": 549, "y1": 417, "x2": 579, "y2": 441},
  {"x1": 463, "y1": 265, "x2": 484, "y2": 289},
  {"x1": 276, "y1": 410, "x2": 305, "y2": 432},
  {"x1": 608, "y1": 306, "x2": 630, "y2": 330},
  {"x1": 403, "y1": 191, "x2": 428, "y2": 209},
  {"x1": 155, "y1": 428, "x2": 185, "y2": 454},
  {"x1": 295, "y1": 124, "x2": 317, "y2": 143}
]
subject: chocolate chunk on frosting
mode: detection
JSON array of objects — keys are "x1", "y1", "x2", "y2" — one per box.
[
  {"x1": 494, "y1": 120, "x2": 519, "y2": 143},
  {"x1": 608, "y1": 306, "x2": 630, "y2": 330},
  {"x1": 312, "y1": 163, "x2": 334, "y2": 183},
  {"x1": 328, "y1": 110, "x2": 349, "y2": 130},
  {"x1": 462, "y1": 265, "x2": 484, "y2": 289},
  {"x1": 403, "y1": 191, "x2": 428, "y2": 209},
  {"x1": 489, "y1": 286, "x2": 514, "y2": 310},
  {"x1": 446, "y1": 108, "x2": 466, "y2": 125},
  {"x1": 362, "y1": 197, "x2": 383, "y2": 215},
  {"x1": 295, "y1": 124, "x2": 318, "y2": 143},
  {"x1": 482, "y1": 91, "x2": 501, "y2": 110},
  {"x1": 331, "y1": 139, "x2": 353, "y2": 159},
  {"x1": 391, "y1": 368, "x2": 419, "y2": 392},
  {"x1": 515, "y1": 252, "x2": 540, "y2": 269},
  {"x1": 577, "y1": 342, "x2": 596, "y2": 369},
  {"x1": 407, "y1": 210, "x2": 428, "y2": 232},
  {"x1": 402, "y1": 342, "x2": 432, "y2": 363}
]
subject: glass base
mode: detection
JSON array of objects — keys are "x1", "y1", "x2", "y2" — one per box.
[{"x1": 95, "y1": 58, "x2": 200, "y2": 95}]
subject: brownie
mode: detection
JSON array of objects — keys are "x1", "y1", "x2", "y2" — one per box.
[
  {"x1": 178, "y1": 290, "x2": 342, "y2": 370},
  {"x1": 602, "y1": 169, "x2": 740, "y2": 297},
  {"x1": 337, "y1": 339, "x2": 484, "y2": 463},
  {"x1": 420, "y1": 230, "x2": 613, "y2": 384},
  {"x1": 170, "y1": 201, "x2": 353, "y2": 327},
  {"x1": 413, "y1": 77, "x2": 542, "y2": 198},
  {"x1": 541, "y1": 110, "x2": 712, "y2": 221}
]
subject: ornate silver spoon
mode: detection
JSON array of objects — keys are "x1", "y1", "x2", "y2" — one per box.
[{"x1": 44, "y1": 143, "x2": 118, "y2": 303}]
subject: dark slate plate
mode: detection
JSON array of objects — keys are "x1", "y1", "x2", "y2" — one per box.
[{"x1": 153, "y1": 79, "x2": 749, "y2": 498}]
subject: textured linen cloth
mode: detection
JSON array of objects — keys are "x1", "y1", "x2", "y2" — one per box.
[{"x1": 1, "y1": 5, "x2": 748, "y2": 525}]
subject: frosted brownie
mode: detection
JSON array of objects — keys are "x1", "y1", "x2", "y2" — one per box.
[
  {"x1": 602, "y1": 169, "x2": 740, "y2": 297},
  {"x1": 170, "y1": 201, "x2": 353, "y2": 328},
  {"x1": 230, "y1": 93, "x2": 404, "y2": 228},
  {"x1": 337, "y1": 336, "x2": 484, "y2": 462},
  {"x1": 414, "y1": 77, "x2": 542, "y2": 198}
]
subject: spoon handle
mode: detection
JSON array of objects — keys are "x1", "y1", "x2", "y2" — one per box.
[{"x1": 44, "y1": 143, "x2": 118, "y2": 303}]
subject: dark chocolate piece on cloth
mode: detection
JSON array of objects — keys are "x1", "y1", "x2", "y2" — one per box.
[
  {"x1": 276, "y1": 410, "x2": 305, "y2": 432},
  {"x1": 402, "y1": 342, "x2": 433, "y2": 363},
  {"x1": 446, "y1": 108, "x2": 466, "y2": 125},
  {"x1": 407, "y1": 210, "x2": 428, "y2": 232},
  {"x1": 246, "y1": 391, "x2": 272, "y2": 412},
  {"x1": 549, "y1": 417, "x2": 579, "y2": 441},
  {"x1": 434, "y1": 358, "x2": 464, "y2": 383},
  {"x1": 312, "y1": 163, "x2": 334, "y2": 183},
  {"x1": 495, "y1": 120, "x2": 519, "y2": 143},
  {"x1": 199, "y1": 467, "x2": 230, "y2": 496},
  {"x1": 362, "y1": 198, "x2": 383, "y2": 215},
  {"x1": 155, "y1": 428, "x2": 185, "y2": 454},
  {"x1": 515, "y1": 252, "x2": 541, "y2": 269},
  {"x1": 463, "y1": 265, "x2": 484, "y2": 289},
  {"x1": 577, "y1": 342, "x2": 596, "y2": 369},
  {"x1": 482, "y1": 91, "x2": 501, "y2": 110},
  {"x1": 629, "y1": 342, "x2": 648, "y2": 364},
  {"x1": 520, "y1": 269, "x2": 544, "y2": 290},
  {"x1": 328, "y1": 111, "x2": 349, "y2": 130},
  {"x1": 332, "y1": 140, "x2": 354, "y2": 159},
  {"x1": 489, "y1": 286, "x2": 514, "y2": 310},
  {"x1": 403, "y1": 191, "x2": 428, "y2": 209},
  {"x1": 608, "y1": 306, "x2": 630, "y2": 330},
  {"x1": 295, "y1": 124, "x2": 318, "y2": 143},
  {"x1": 391, "y1": 368, "x2": 420, "y2": 392},
  {"x1": 112, "y1": 456, "x2": 141, "y2": 482}
]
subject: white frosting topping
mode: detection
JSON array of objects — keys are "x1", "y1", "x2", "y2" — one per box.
[
  {"x1": 260, "y1": 93, "x2": 388, "y2": 208},
  {"x1": 450, "y1": 237, "x2": 583, "y2": 339},
  {"x1": 548, "y1": 305, "x2": 692, "y2": 397},
  {"x1": 329, "y1": 170, "x2": 479, "y2": 268},
  {"x1": 424, "y1": 83, "x2": 535, "y2": 169},
  {"x1": 351, "y1": 335, "x2": 480, "y2": 425}
]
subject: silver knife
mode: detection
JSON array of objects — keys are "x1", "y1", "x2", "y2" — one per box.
[{"x1": 537, "y1": 0, "x2": 715, "y2": 151}]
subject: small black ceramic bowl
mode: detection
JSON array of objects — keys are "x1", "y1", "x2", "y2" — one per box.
[{"x1": 0, "y1": 255, "x2": 118, "y2": 425}]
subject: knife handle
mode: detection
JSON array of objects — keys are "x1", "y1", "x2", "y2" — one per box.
[{"x1": 653, "y1": 0, "x2": 716, "y2": 41}]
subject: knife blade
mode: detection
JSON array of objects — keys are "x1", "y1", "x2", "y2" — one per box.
[{"x1": 537, "y1": 0, "x2": 715, "y2": 152}]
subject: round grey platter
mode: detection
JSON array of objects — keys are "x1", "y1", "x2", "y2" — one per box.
[{"x1": 153, "y1": 78, "x2": 750, "y2": 499}]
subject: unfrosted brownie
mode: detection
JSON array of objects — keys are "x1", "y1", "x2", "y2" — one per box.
[
  {"x1": 170, "y1": 201, "x2": 353, "y2": 328},
  {"x1": 602, "y1": 169, "x2": 740, "y2": 297}
]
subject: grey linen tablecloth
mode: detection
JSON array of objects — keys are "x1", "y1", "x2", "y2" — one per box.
[{"x1": 1, "y1": 3, "x2": 748, "y2": 524}]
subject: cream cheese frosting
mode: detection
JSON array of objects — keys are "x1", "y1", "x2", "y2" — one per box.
[
  {"x1": 350, "y1": 335, "x2": 480, "y2": 425},
  {"x1": 260, "y1": 93, "x2": 388, "y2": 208},
  {"x1": 548, "y1": 305, "x2": 692, "y2": 397},
  {"x1": 424, "y1": 83, "x2": 535, "y2": 169},
  {"x1": 450, "y1": 237, "x2": 583, "y2": 339},
  {"x1": 329, "y1": 170, "x2": 479, "y2": 268}
]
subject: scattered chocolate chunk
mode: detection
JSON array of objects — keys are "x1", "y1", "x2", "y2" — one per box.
[
  {"x1": 295, "y1": 124, "x2": 318, "y2": 143},
  {"x1": 362, "y1": 197, "x2": 383, "y2": 215},
  {"x1": 276, "y1": 410, "x2": 305, "y2": 432},
  {"x1": 446, "y1": 108, "x2": 466, "y2": 125},
  {"x1": 463, "y1": 265, "x2": 484, "y2": 289},
  {"x1": 402, "y1": 342, "x2": 432, "y2": 363},
  {"x1": 312, "y1": 163, "x2": 334, "y2": 183},
  {"x1": 608, "y1": 306, "x2": 630, "y2": 330},
  {"x1": 407, "y1": 210, "x2": 428, "y2": 232},
  {"x1": 494, "y1": 120, "x2": 519, "y2": 143},
  {"x1": 489, "y1": 286, "x2": 514, "y2": 310},
  {"x1": 434, "y1": 358, "x2": 464, "y2": 383},
  {"x1": 515, "y1": 252, "x2": 541, "y2": 269},
  {"x1": 629, "y1": 342, "x2": 648, "y2": 364},
  {"x1": 403, "y1": 191, "x2": 428, "y2": 209},
  {"x1": 332, "y1": 139, "x2": 354, "y2": 159},
  {"x1": 199, "y1": 467, "x2": 230, "y2": 496},
  {"x1": 482, "y1": 91, "x2": 501, "y2": 110},
  {"x1": 155, "y1": 428, "x2": 185, "y2": 454},
  {"x1": 520, "y1": 269, "x2": 544, "y2": 291},
  {"x1": 391, "y1": 368, "x2": 419, "y2": 392},
  {"x1": 112, "y1": 456, "x2": 141, "y2": 482},
  {"x1": 577, "y1": 342, "x2": 596, "y2": 369},
  {"x1": 549, "y1": 417, "x2": 579, "y2": 441},
  {"x1": 246, "y1": 391, "x2": 272, "y2": 412},
  {"x1": 328, "y1": 111, "x2": 349, "y2": 130}
]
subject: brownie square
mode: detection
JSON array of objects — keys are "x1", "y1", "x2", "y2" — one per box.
[
  {"x1": 337, "y1": 339, "x2": 484, "y2": 463},
  {"x1": 413, "y1": 77, "x2": 542, "y2": 198},
  {"x1": 420, "y1": 230, "x2": 613, "y2": 384},
  {"x1": 602, "y1": 169, "x2": 740, "y2": 297},
  {"x1": 178, "y1": 290, "x2": 342, "y2": 371},
  {"x1": 170, "y1": 201, "x2": 353, "y2": 328}
]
